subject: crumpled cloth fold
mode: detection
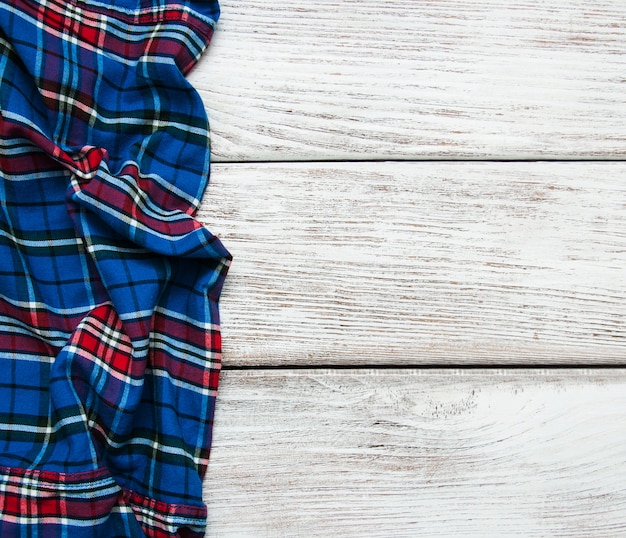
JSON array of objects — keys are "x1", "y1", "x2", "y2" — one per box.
[{"x1": 0, "y1": 0, "x2": 229, "y2": 535}]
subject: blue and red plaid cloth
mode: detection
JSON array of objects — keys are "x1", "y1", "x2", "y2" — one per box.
[{"x1": 0, "y1": 0, "x2": 230, "y2": 535}]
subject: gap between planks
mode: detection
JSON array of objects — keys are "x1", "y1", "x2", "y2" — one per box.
[
  {"x1": 221, "y1": 363, "x2": 626, "y2": 371},
  {"x1": 214, "y1": 157, "x2": 626, "y2": 165}
]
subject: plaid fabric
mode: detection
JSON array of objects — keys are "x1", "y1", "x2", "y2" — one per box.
[{"x1": 0, "y1": 0, "x2": 229, "y2": 535}]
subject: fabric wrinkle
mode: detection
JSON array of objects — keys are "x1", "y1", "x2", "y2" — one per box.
[{"x1": 0, "y1": 0, "x2": 228, "y2": 535}]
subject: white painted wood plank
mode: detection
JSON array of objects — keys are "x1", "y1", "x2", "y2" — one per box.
[
  {"x1": 192, "y1": 0, "x2": 626, "y2": 162},
  {"x1": 204, "y1": 369, "x2": 626, "y2": 537},
  {"x1": 200, "y1": 161, "x2": 626, "y2": 365}
]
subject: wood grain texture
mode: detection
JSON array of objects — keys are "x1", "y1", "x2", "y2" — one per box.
[
  {"x1": 191, "y1": 0, "x2": 626, "y2": 162},
  {"x1": 199, "y1": 161, "x2": 626, "y2": 366},
  {"x1": 194, "y1": 4, "x2": 626, "y2": 535},
  {"x1": 204, "y1": 369, "x2": 626, "y2": 537}
]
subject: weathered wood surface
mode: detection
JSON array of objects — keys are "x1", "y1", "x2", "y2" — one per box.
[
  {"x1": 200, "y1": 161, "x2": 626, "y2": 366},
  {"x1": 204, "y1": 369, "x2": 626, "y2": 537},
  {"x1": 191, "y1": 0, "x2": 626, "y2": 162},
  {"x1": 195, "y1": 1, "x2": 626, "y2": 535}
]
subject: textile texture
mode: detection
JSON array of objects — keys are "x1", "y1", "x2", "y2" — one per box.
[{"x1": 0, "y1": 0, "x2": 229, "y2": 535}]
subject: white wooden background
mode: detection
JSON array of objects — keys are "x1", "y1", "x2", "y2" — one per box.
[{"x1": 191, "y1": 1, "x2": 626, "y2": 535}]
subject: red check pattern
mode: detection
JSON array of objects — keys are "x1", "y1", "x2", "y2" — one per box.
[{"x1": 0, "y1": 0, "x2": 229, "y2": 535}]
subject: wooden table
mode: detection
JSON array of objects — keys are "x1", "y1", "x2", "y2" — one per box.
[{"x1": 191, "y1": 1, "x2": 626, "y2": 535}]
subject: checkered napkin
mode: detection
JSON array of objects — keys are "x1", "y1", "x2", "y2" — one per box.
[{"x1": 0, "y1": 0, "x2": 229, "y2": 535}]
